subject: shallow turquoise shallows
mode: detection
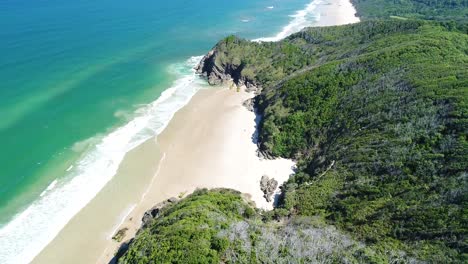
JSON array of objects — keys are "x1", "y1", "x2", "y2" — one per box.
[{"x1": 0, "y1": 0, "x2": 319, "y2": 262}]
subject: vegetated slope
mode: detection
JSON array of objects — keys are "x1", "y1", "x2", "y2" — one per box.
[
  {"x1": 257, "y1": 21, "x2": 468, "y2": 262},
  {"x1": 351, "y1": 0, "x2": 468, "y2": 21},
  {"x1": 197, "y1": 20, "x2": 468, "y2": 262},
  {"x1": 117, "y1": 189, "x2": 371, "y2": 263},
  {"x1": 117, "y1": 20, "x2": 467, "y2": 263}
]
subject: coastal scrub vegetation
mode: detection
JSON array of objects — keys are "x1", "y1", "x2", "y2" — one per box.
[
  {"x1": 117, "y1": 3, "x2": 467, "y2": 264},
  {"x1": 118, "y1": 189, "x2": 255, "y2": 263},
  {"x1": 118, "y1": 189, "x2": 418, "y2": 263},
  {"x1": 351, "y1": 0, "x2": 468, "y2": 22},
  {"x1": 254, "y1": 20, "x2": 468, "y2": 262}
]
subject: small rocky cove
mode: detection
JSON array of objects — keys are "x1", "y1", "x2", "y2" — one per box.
[{"x1": 195, "y1": 44, "x2": 278, "y2": 161}]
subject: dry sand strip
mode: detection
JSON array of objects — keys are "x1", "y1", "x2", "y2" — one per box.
[
  {"x1": 32, "y1": 0, "x2": 360, "y2": 262},
  {"x1": 315, "y1": 0, "x2": 360, "y2": 27},
  {"x1": 98, "y1": 87, "x2": 295, "y2": 263}
]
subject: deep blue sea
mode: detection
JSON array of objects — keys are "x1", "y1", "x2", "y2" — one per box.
[{"x1": 0, "y1": 0, "x2": 321, "y2": 262}]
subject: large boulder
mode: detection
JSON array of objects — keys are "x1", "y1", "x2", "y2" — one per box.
[
  {"x1": 260, "y1": 175, "x2": 278, "y2": 202},
  {"x1": 141, "y1": 197, "x2": 178, "y2": 228}
]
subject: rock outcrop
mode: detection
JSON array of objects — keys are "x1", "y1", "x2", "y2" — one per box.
[
  {"x1": 112, "y1": 227, "x2": 128, "y2": 242},
  {"x1": 141, "y1": 197, "x2": 178, "y2": 228},
  {"x1": 260, "y1": 175, "x2": 278, "y2": 202},
  {"x1": 242, "y1": 98, "x2": 255, "y2": 112},
  {"x1": 195, "y1": 46, "x2": 260, "y2": 93}
]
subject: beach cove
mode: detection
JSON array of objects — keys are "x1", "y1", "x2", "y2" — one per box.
[
  {"x1": 0, "y1": 1, "x2": 359, "y2": 263},
  {"x1": 33, "y1": 1, "x2": 359, "y2": 263}
]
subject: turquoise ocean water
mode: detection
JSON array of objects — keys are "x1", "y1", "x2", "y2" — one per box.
[{"x1": 0, "y1": 0, "x2": 321, "y2": 262}]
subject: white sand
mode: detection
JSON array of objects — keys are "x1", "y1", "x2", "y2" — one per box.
[
  {"x1": 32, "y1": 0, "x2": 359, "y2": 263},
  {"x1": 33, "y1": 87, "x2": 295, "y2": 264},
  {"x1": 315, "y1": 0, "x2": 360, "y2": 27},
  {"x1": 154, "y1": 87, "x2": 296, "y2": 211},
  {"x1": 95, "y1": 87, "x2": 295, "y2": 263},
  {"x1": 255, "y1": 0, "x2": 359, "y2": 42}
]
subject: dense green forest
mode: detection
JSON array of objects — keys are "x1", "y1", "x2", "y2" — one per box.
[
  {"x1": 352, "y1": 0, "x2": 468, "y2": 21},
  {"x1": 256, "y1": 20, "x2": 467, "y2": 262},
  {"x1": 118, "y1": 189, "x2": 375, "y2": 263},
  {"x1": 117, "y1": 2, "x2": 467, "y2": 264}
]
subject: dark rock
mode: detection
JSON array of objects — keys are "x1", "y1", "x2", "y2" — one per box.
[
  {"x1": 149, "y1": 207, "x2": 160, "y2": 217},
  {"x1": 245, "y1": 82, "x2": 261, "y2": 94},
  {"x1": 243, "y1": 98, "x2": 255, "y2": 112},
  {"x1": 195, "y1": 50, "x2": 233, "y2": 86},
  {"x1": 141, "y1": 197, "x2": 178, "y2": 228},
  {"x1": 142, "y1": 205, "x2": 161, "y2": 227},
  {"x1": 141, "y1": 198, "x2": 176, "y2": 228},
  {"x1": 112, "y1": 227, "x2": 128, "y2": 242},
  {"x1": 257, "y1": 150, "x2": 265, "y2": 159},
  {"x1": 260, "y1": 175, "x2": 279, "y2": 202},
  {"x1": 141, "y1": 212, "x2": 152, "y2": 226},
  {"x1": 195, "y1": 47, "x2": 261, "y2": 93},
  {"x1": 257, "y1": 149, "x2": 274, "y2": 160}
]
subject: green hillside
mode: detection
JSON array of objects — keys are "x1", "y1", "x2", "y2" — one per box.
[
  {"x1": 116, "y1": 4, "x2": 467, "y2": 264},
  {"x1": 255, "y1": 20, "x2": 468, "y2": 262},
  {"x1": 118, "y1": 189, "x2": 372, "y2": 263},
  {"x1": 352, "y1": 0, "x2": 468, "y2": 21}
]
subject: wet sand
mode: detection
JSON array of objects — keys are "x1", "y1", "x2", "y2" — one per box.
[
  {"x1": 32, "y1": 0, "x2": 359, "y2": 262},
  {"x1": 33, "y1": 87, "x2": 295, "y2": 264}
]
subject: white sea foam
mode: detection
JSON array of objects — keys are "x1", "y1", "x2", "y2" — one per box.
[
  {"x1": 39, "y1": 180, "x2": 58, "y2": 197},
  {"x1": 0, "y1": 1, "x2": 330, "y2": 262},
  {"x1": 0, "y1": 56, "x2": 206, "y2": 264},
  {"x1": 255, "y1": 0, "x2": 322, "y2": 42}
]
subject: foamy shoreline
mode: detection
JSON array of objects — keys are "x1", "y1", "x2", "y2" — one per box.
[
  {"x1": 28, "y1": 1, "x2": 360, "y2": 263},
  {"x1": 97, "y1": 87, "x2": 296, "y2": 263},
  {"x1": 0, "y1": 57, "x2": 205, "y2": 264},
  {"x1": 255, "y1": 0, "x2": 359, "y2": 42}
]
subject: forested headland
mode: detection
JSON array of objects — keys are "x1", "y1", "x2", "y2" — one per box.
[{"x1": 117, "y1": 1, "x2": 467, "y2": 263}]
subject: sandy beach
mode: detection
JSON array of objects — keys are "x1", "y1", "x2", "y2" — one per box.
[
  {"x1": 96, "y1": 87, "x2": 296, "y2": 262},
  {"x1": 33, "y1": 87, "x2": 295, "y2": 264},
  {"x1": 31, "y1": 1, "x2": 359, "y2": 263},
  {"x1": 315, "y1": 0, "x2": 360, "y2": 27}
]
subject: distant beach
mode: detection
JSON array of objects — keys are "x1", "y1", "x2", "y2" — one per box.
[
  {"x1": 29, "y1": 0, "x2": 360, "y2": 263},
  {"x1": 255, "y1": 0, "x2": 359, "y2": 42}
]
